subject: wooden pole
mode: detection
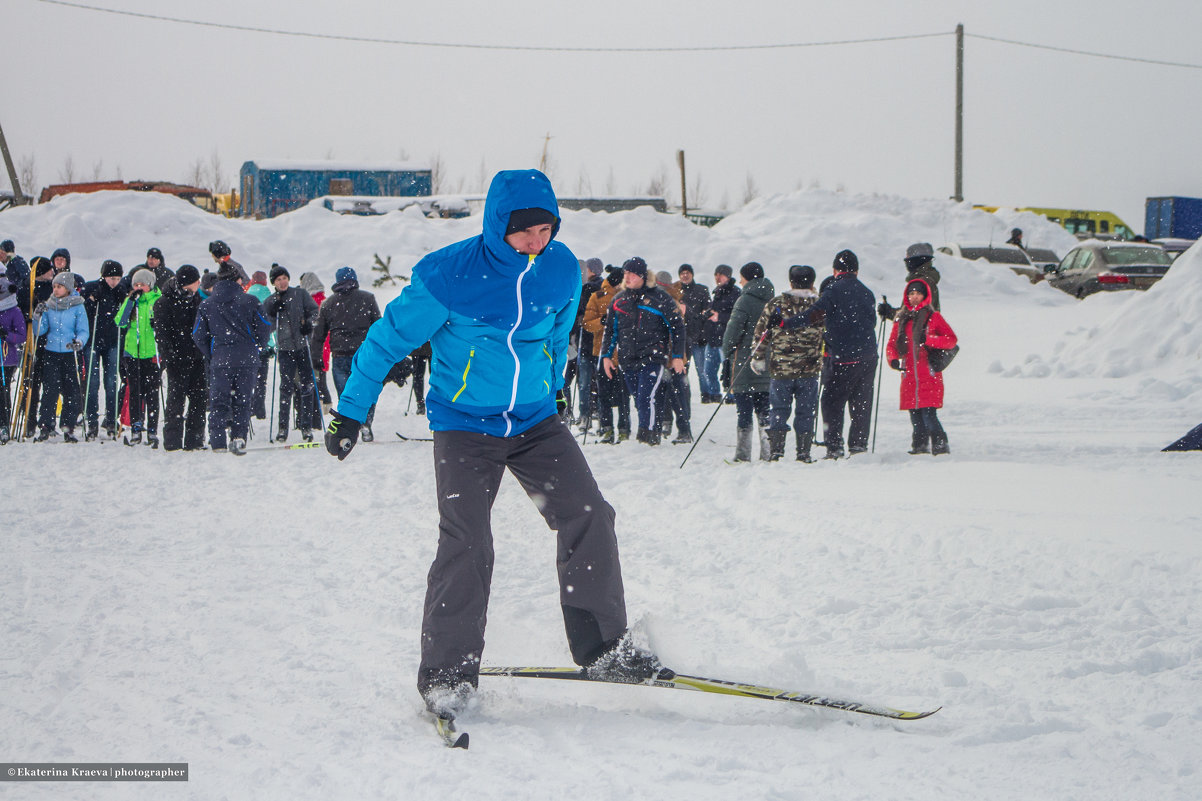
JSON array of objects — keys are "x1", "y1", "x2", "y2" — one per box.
[
  {"x1": 953, "y1": 24, "x2": 964, "y2": 203},
  {"x1": 677, "y1": 149, "x2": 688, "y2": 217},
  {"x1": 0, "y1": 119, "x2": 29, "y2": 204}
]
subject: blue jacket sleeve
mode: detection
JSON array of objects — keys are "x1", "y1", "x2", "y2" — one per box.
[
  {"x1": 338, "y1": 272, "x2": 450, "y2": 423},
  {"x1": 74, "y1": 305, "x2": 90, "y2": 344}
]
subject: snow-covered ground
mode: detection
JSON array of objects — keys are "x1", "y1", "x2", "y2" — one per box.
[{"x1": 3, "y1": 190, "x2": 1200, "y2": 800}]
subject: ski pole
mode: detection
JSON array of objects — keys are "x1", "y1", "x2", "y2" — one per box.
[
  {"x1": 870, "y1": 314, "x2": 887, "y2": 455},
  {"x1": 267, "y1": 347, "x2": 278, "y2": 440},
  {"x1": 82, "y1": 300, "x2": 99, "y2": 433},
  {"x1": 71, "y1": 348, "x2": 87, "y2": 433},
  {"x1": 680, "y1": 327, "x2": 770, "y2": 470},
  {"x1": 304, "y1": 338, "x2": 325, "y2": 431}
]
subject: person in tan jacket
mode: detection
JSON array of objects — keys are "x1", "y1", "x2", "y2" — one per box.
[{"x1": 583, "y1": 267, "x2": 630, "y2": 442}]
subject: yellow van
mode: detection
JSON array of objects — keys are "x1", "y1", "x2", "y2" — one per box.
[{"x1": 974, "y1": 206, "x2": 1135, "y2": 240}]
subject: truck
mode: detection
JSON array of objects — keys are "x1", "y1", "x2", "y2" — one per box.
[
  {"x1": 238, "y1": 160, "x2": 432, "y2": 219},
  {"x1": 1144, "y1": 196, "x2": 1202, "y2": 240}
]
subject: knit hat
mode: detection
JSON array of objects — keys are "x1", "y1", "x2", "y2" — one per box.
[
  {"x1": 905, "y1": 242, "x2": 933, "y2": 261},
  {"x1": 584, "y1": 258, "x2": 603, "y2": 277},
  {"x1": 52, "y1": 271, "x2": 76, "y2": 291},
  {"x1": 269, "y1": 263, "x2": 290, "y2": 282},
  {"x1": 605, "y1": 267, "x2": 623, "y2": 286},
  {"x1": 175, "y1": 264, "x2": 201, "y2": 287},
  {"x1": 31, "y1": 256, "x2": 53, "y2": 277},
  {"x1": 622, "y1": 257, "x2": 648, "y2": 278},
  {"x1": 505, "y1": 207, "x2": 558, "y2": 236},
  {"x1": 655, "y1": 270, "x2": 673, "y2": 287},
  {"x1": 216, "y1": 260, "x2": 245, "y2": 282},
  {"x1": 101, "y1": 259, "x2": 124, "y2": 278},
  {"x1": 131, "y1": 268, "x2": 155, "y2": 288},
  {"x1": 335, "y1": 266, "x2": 358, "y2": 284},
  {"x1": 678, "y1": 263, "x2": 694, "y2": 276},
  {"x1": 209, "y1": 240, "x2": 231, "y2": 259},
  {"x1": 833, "y1": 249, "x2": 859, "y2": 273},
  {"x1": 251, "y1": 270, "x2": 268, "y2": 286},
  {"x1": 788, "y1": 264, "x2": 816, "y2": 288},
  {"x1": 146, "y1": 247, "x2": 164, "y2": 263},
  {"x1": 714, "y1": 264, "x2": 733, "y2": 278},
  {"x1": 200, "y1": 270, "x2": 218, "y2": 293},
  {"x1": 740, "y1": 262, "x2": 764, "y2": 281}
]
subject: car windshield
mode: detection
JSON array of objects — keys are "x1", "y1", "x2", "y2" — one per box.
[
  {"x1": 1100, "y1": 247, "x2": 1172, "y2": 267},
  {"x1": 960, "y1": 247, "x2": 1029, "y2": 265}
]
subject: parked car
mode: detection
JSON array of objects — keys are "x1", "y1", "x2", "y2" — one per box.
[
  {"x1": 1023, "y1": 247, "x2": 1060, "y2": 282},
  {"x1": 1150, "y1": 238, "x2": 1196, "y2": 261},
  {"x1": 1047, "y1": 241, "x2": 1173, "y2": 298},
  {"x1": 936, "y1": 243, "x2": 1042, "y2": 282}
]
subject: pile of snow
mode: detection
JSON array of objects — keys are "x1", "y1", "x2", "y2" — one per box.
[{"x1": 4, "y1": 188, "x2": 1201, "y2": 801}]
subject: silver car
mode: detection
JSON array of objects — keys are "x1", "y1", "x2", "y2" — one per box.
[{"x1": 1047, "y1": 242, "x2": 1172, "y2": 298}]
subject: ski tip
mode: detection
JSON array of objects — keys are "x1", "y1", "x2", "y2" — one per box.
[
  {"x1": 453, "y1": 732, "x2": 469, "y2": 749},
  {"x1": 894, "y1": 705, "x2": 942, "y2": 720}
]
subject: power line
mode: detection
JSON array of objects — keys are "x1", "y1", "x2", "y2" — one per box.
[
  {"x1": 36, "y1": 1, "x2": 1202, "y2": 69},
  {"x1": 37, "y1": 0, "x2": 950, "y2": 52},
  {"x1": 967, "y1": 32, "x2": 1202, "y2": 70}
]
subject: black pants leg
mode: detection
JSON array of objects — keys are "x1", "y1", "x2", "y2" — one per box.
[{"x1": 420, "y1": 416, "x2": 627, "y2": 690}]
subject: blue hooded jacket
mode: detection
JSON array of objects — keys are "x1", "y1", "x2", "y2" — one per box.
[{"x1": 338, "y1": 169, "x2": 581, "y2": 437}]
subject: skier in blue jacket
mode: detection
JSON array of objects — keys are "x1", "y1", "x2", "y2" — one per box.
[
  {"x1": 33, "y1": 272, "x2": 89, "y2": 441},
  {"x1": 325, "y1": 169, "x2": 660, "y2": 715}
]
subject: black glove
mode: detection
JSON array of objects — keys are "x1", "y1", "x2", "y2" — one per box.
[
  {"x1": 720, "y1": 359, "x2": 732, "y2": 389},
  {"x1": 299, "y1": 320, "x2": 313, "y2": 336},
  {"x1": 130, "y1": 289, "x2": 143, "y2": 301},
  {"x1": 767, "y1": 307, "x2": 784, "y2": 329},
  {"x1": 324, "y1": 410, "x2": 361, "y2": 461},
  {"x1": 877, "y1": 301, "x2": 897, "y2": 322},
  {"x1": 556, "y1": 390, "x2": 567, "y2": 415},
  {"x1": 67, "y1": 339, "x2": 83, "y2": 352},
  {"x1": 34, "y1": 301, "x2": 47, "y2": 317},
  {"x1": 263, "y1": 346, "x2": 276, "y2": 359},
  {"x1": 889, "y1": 359, "x2": 902, "y2": 371}
]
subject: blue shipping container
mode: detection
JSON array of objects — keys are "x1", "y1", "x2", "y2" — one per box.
[
  {"x1": 239, "y1": 160, "x2": 432, "y2": 218},
  {"x1": 1145, "y1": 196, "x2": 1202, "y2": 239}
]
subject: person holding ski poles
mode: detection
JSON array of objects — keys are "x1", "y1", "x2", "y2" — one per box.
[
  {"x1": 32, "y1": 271, "x2": 89, "y2": 442},
  {"x1": 0, "y1": 279, "x2": 27, "y2": 443},
  {"x1": 324, "y1": 169, "x2": 661, "y2": 717},
  {"x1": 115, "y1": 269, "x2": 163, "y2": 447},
  {"x1": 262, "y1": 264, "x2": 319, "y2": 443},
  {"x1": 81, "y1": 260, "x2": 127, "y2": 440}
]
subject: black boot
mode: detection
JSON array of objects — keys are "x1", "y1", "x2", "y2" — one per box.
[
  {"x1": 766, "y1": 429, "x2": 786, "y2": 461},
  {"x1": 931, "y1": 431, "x2": 950, "y2": 455},
  {"x1": 796, "y1": 432, "x2": 814, "y2": 463},
  {"x1": 909, "y1": 429, "x2": 931, "y2": 455}
]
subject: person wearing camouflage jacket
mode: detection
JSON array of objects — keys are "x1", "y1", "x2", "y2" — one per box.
[{"x1": 752, "y1": 265, "x2": 824, "y2": 461}]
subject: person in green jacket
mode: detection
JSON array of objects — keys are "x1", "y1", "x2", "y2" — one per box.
[{"x1": 115, "y1": 268, "x2": 163, "y2": 446}]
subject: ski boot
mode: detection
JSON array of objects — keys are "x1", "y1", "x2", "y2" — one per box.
[
  {"x1": 34, "y1": 428, "x2": 55, "y2": 443},
  {"x1": 229, "y1": 438, "x2": 247, "y2": 456},
  {"x1": 0, "y1": 426, "x2": 9, "y2": 445},
  {"x1": 360, "y1": 424, "x2": 374, "y2": 443},
  {"x1": 275, "y1": 428, "x2": 288, "y2": 443},
  {"x1": 618, "y1": 428, "x2": 630, "y2": 442},
  {"x1": 585, "y1": 631, "x2": 664, "y2": 684},
  {"x1": 597, "y1": 426, "x2": 614, "y2": 444},
  {"x1": 301, "y1": 428, "x2": 314, "y2": 443},
  {"x1": 62, "y1": 428, "x2": 79, "y2": 444},
  {"x1": 147, "y1": 431, "x2": 159, "y2": 449},
  {"x1": 671, "y1": 426, "x2": 694, "y2": 445},
  {"x1": 86, "y1": 424, "x2": 99, "y2": 442},
  {"x1": 415, "y1": 399, "x2": 426, "y2": 416}
]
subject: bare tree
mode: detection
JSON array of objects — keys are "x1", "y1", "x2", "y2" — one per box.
[
  {"x1": 575, "y1": 166, "x2": 592, "y2": 196},
  {"x1": 18, "y1": 154, "x2": 37, "y2": 200},
  {"x1": 325, "y1": 147, "x2": 336, "y2": 160},
  {"x1": 742, "y1": 172, "x2": 759, "y2": 206},
  {"x1": 689, "y1": 173, "x2": 708, "y2": 210},
  {"x1": 186, "y1": 157, "x2": 205, "y2": 188},
  {"x1": 57, "y1": 155, "x2": 76, "y2": 184},
  {"x1": 646, "y1": 163, "x2": 669, "y2": 198},
  {"x1": 719, "y1": 189, "x2": 731, "y2": 211},
  {"x1": 475, "y1": 158, "x2": 489, "y2": 193},
  {"x1": 91, "y1": 159, "x2": 104, "y2": 180},
  {"x1": 396, "y1": 147, "x2": 410, "y2": 162},
  {"x1": 604, "y1": 166, "x2": 616, "y2": 195},
  {"x1": 429, "y1": 152, "x2": 446, "y2": 194},
  {"x1": 205, "y1": 150, "x2": 226, "y2": 193}
]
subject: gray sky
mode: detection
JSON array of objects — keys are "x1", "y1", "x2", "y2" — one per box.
[{"x1": 7, "y1": 0, "x2": 1202, "y2": 232}]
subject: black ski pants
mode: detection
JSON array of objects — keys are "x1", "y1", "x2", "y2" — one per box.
[
  {"x1": 163, "y1": 357, "x2": 208, "y2": 451},
  {"x1": 37, "y1": 350, "x2": 81, "y2": 432},
  {"x1": 206, "y1": 351, "x2": 257, "y2": 449},
  {"x1": 277, "y1": 348, "x2": 317, "y2": 432},
  {"x1": 419, "y1": 415, "x2": 628, "y2": 691},
  {"x1": 820, "y1": 356, "x2": 877, "y2": 454},
  {"x1": 121, "y1": 355, "x2": 160, "y2": 434}
]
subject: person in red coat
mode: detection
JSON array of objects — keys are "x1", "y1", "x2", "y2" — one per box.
[{"x1": 885, "y1": 278, "x2": 957, "y2": 455}]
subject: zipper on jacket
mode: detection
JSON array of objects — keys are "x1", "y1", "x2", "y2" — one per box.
[
  {"x1": 501, "y1": 255, "x2": 536, "y2": 436},
  {"x1": 452, "y1": 348, "x2": 475, "y2": 402}
]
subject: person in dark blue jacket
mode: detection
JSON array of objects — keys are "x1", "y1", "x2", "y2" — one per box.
[
  {"x1": 771, "y1": 249, "x2": 878, "y2": 458},
  {"x1": 324, "y1": 169, "x2": 660, "y2": 717},
  {"x1": 192, "y1": 257, "x2": 271, "y2": 454},
  {"x1": 82, "y1": 260, "x2": 127, "y2": 439}
]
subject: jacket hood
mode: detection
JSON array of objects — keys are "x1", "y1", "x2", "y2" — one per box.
[
  {"x1": 903, "y1": 278, "x2": 934, "y2": 311},
  {"x1": 299, "y1": 271, "x2": 324, "y2": 295},
  {"x1": 481, "y1": 169, "x2": 562, "y2": 274},
  {"x1": 52, "y1": 248, "x2": 71, "y2": 268}
]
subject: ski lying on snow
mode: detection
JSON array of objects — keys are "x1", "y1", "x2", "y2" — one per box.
[
  {"x1": 396, "y1": 431, "x2": 434, "y2": 442},
  {"x1": 432, "y1": 713, "x2": 469, "y2": 749},
  {"x1": 479, "y1": 666, "x2": 940, "y2": 721}
]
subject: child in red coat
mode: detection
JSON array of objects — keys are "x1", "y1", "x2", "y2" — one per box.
[{"x1": 885, "y1": 278, "x2": 957, "y2": 455}]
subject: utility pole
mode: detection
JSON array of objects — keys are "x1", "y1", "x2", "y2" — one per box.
[
  {"x1": 676, "y1": 149, "x2": 688, "y2": 217},
  {"x1": 0, "y1": 119, "x2": 29, "y2": 206},
  {"x1": 953, "y1": 23, "x2": 964, "y2": 203},
  {"x1": 538, "y1": 132, "x2": 552, "y2": 174}
]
